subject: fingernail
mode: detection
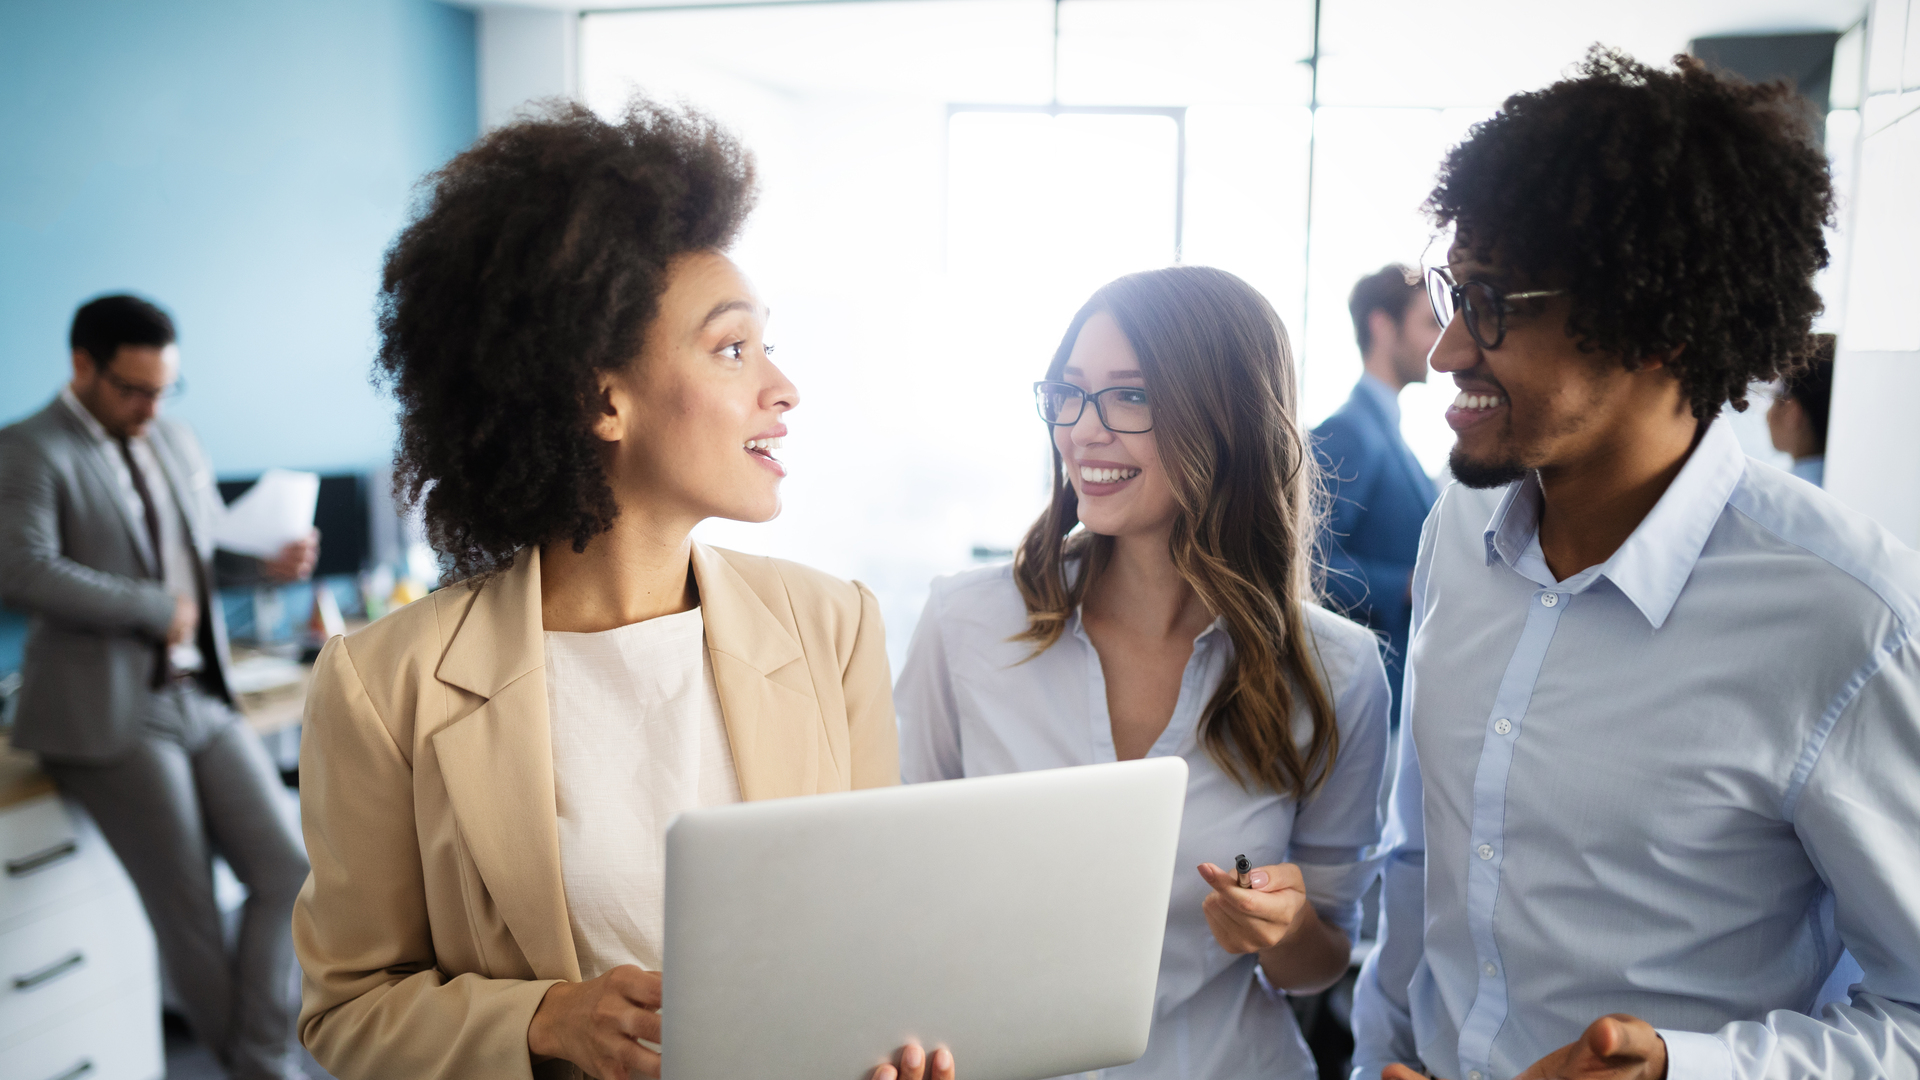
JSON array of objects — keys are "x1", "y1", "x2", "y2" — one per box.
[
  {"x1": 906, "y1": 1044, "x2": 923, "y2": 1069},
  {"x1": 1249, "y1": 871, "x2": 1269, "y2": 889},
  {"x1": 934, "y1": 1048, "x2": 952, "y2": 1070}
]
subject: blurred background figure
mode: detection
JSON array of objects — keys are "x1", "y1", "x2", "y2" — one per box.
[
  {"x1": 1769, "y1": 333, "x2": 1837, "y2": 487},
  {"x1": 0, "y1": 295, "x2": 316, "y2": 1080},
  {"x1": 1313, "y1": 265, "x2": 1440, "y2": 720}
]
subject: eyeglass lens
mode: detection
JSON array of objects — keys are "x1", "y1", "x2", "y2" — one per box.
[
  {"x1": 1425, "y1": 270, "x2": 1505, "y2": 350},
  {"x1": 1034, "y1": 383, "x2": 1152, "y2": 433}
]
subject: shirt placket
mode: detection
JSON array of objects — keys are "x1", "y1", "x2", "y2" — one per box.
[
  {"x1": 1074, "y1": 618, "x2": 1120, "y2": 763},
  {"x1": 1455, "y1": 585, "x2": 1567, "y2": 1080}
]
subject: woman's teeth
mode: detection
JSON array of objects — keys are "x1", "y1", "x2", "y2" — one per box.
[
  {"x1": 1452, "y1": 391, "x2": 1508, "y2": 411},
  {"x1": 1080, "y1": 465, "x2": 1141, "y2": 484},
  {"x1": 744, "y1": 437, "x2": 784, "y2": 452}
]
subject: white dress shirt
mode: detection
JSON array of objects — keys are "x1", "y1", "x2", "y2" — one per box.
[
  {"x1": 1352, "y1": 418, "x2": 1920, "y2": 1080},
  {"x1": 59, "y1": 384, "x2": 204, "y2": 672},
  {"x1": 897, "y1": 564, "x2": 1390, "y2": 1080},
  {"x1": 545, "y1": 606, "x2": 741, "y2": 979}
]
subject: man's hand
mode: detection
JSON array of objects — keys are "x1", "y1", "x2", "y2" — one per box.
[
  {"x1": 262, "y1": 529, "x2": 319, "y2": 583},
  {"x1": 166, "y1": 592, "x2": 199, "y2": 646},
  {"x1": 1515, "y1": 1014, "x2": 1667, "y2": 1080},
  {"x1": 528, "y1": 966, "x2": 662, "y2": 1079}
]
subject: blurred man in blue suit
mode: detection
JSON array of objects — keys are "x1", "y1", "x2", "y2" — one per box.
[{"x1": 1313, "y1": 265, "x2": 1440, "y2": 720}]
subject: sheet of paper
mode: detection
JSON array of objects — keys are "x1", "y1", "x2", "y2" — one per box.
[{"x1": 214, "y1": 468, "x2": 319, "y2": 558}]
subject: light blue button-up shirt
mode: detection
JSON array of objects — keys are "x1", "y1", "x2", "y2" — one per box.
[
  {"x1": 897, "y1": 564, "x2": 1391, "y2": 1080},
  {"x1": 1357, "y1": 372, "x2": 1404, "y2": 428},
  {"x1": 1351, "y1": 418, "x2": 1920, "y2": 1080}
]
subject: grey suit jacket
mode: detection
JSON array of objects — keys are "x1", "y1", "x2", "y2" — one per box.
[{"x1": 0, "y1": 398, "x2": 235, "y2": 760}]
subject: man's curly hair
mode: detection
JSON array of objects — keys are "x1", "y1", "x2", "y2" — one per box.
[
  {"x1": 1426, "y1": 46, "x2": 1833, "y2": 420},
  {"x1": 376, "y1": 98, "x2": 756, "y2": 581}
]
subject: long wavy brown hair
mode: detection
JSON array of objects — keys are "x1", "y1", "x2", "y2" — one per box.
[{"x1": 1012, "y1": 266, "x2": 1338, "y2": 799}]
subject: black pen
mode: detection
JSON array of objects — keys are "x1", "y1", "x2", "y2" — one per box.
[{"x1": 1235, "y1": 854, "x2": 1251, "y2": 889}]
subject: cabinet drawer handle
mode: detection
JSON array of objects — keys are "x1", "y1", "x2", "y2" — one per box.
[
  {"x1": 44, "y1": 1061, "x2": 93, "y2": 1080},
  {"x1": 6, "y1": 839, "x2": 79, "y2": 876},
  {"x1": 13, "y1": 951, "x2": 85, "y2": 990}
]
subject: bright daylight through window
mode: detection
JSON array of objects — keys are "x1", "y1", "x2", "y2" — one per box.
[{"x1": 578, "y1": 0, "x2": 1860, "y2": 667}]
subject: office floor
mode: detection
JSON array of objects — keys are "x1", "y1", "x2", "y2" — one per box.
[{"x1": 161, "y1": 971, "x2": 334, "y2": 1080}]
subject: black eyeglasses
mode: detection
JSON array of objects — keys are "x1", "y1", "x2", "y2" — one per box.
[
  {"x1": 1033, "y1": 381, "x2": 1153, "y2": 434},
  {"x1": 102, "y1": 369, "x2": 186, "y2": 404},
  {"x1": 1424, "y1": 265, "x2": 1565, "y2": 351}
]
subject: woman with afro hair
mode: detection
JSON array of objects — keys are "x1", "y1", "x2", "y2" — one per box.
[{"x1": 291, "y1": 99, "x2": 954, "y2": 1080}]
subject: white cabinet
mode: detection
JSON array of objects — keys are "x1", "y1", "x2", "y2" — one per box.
[{"x1": 0, "y1": 792, "x2": 161, "y2": 1080}]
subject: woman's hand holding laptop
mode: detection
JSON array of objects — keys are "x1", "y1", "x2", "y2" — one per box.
[
  {"x1": 528, "y1": 966, "x2": 662, "y2": 1079},
  {"x1": 527, "y1": 964, "x2": 957, "y2": 1080}
]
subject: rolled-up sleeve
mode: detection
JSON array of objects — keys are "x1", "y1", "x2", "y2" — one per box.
[{"x1": 1289, "y1": 627, "x2": 1392, "y2": 942}]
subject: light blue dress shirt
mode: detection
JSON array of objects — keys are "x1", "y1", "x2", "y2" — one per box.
[
  {"x1": 897, "y1": 564, "x2": 1391, "y2": 1080},
  {"x1": 1351, "y1": 418, "x2": 1920, "y2": 1080},
  {"x1": 1358, "y1": 373, "x2": 1404, "y2": 427}
]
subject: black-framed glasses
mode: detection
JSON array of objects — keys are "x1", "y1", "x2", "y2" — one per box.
[
  {"x1": 1033, "y1": 381, "x2": 1153, "y2": 434},
  {"x1": 101, "y1": 369, "x2": 186, "y2": 404},
  {"x1": 1424, "y1": 265, "x2": 1565, "y2": 351}
]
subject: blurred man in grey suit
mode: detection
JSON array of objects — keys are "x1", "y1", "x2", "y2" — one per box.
[{"x1": 0, "y1": 295, "x2": 317, "y2": 1080}]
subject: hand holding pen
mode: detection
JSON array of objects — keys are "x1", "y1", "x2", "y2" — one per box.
[
  {"x1": 1194, "y1": 855, "x2": 1351, "y2": 995},
  {"x1": 1195, "y1": 856, "x2": 1310, "y2": 955}
]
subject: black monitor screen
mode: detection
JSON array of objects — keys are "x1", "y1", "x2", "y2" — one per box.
[{"x1": 216, "y1": 473, "x2": 370, "y2": 578}]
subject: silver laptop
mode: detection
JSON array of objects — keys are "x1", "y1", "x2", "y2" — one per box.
[{"x1": 662, "y1": 757, "x2": 1188, "y2": 1080}]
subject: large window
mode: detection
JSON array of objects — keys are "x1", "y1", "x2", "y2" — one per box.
[{"x1": 578, "y1": 0, "x2": 1858, "y2": 667}]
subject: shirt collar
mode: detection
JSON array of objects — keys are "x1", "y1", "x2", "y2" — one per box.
[
  {"x1": 59, "y1": 383, "x2": 115, "y2": 445},
  {"x1": 1358, "y1": 373, "x2": 1402, "y2": 426},
  {"x1": 1482, "y1": 418, "x2": 1747, "y2": 629}
]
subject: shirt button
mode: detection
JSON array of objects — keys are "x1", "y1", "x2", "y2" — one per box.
[
  {"x1": 1541, "y1": 592, "x2": 1559, "y2": 607},
  {"x1": 1470, "y1": 1071, "x2": 1485, "y2": 1080},
  {"x1": 1477, "y1": 843, "x2": 1494, "y2": 860},
  {"x1": 1494, "y1": 718, "x2": 1512, "y2": 735},
  {"x1": 1483, "y1": 961, "x2": 1497, "y2": 976}
]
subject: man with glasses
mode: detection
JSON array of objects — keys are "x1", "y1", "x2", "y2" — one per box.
[
  {"x1": 1351, "y1": 49, "x2": 1920, "y2": 1080},
  {"x1": 0, "y1": 294, "x2": 318, "y2": 1079}
]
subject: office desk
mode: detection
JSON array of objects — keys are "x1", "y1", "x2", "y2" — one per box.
[
  {"x1": 230, "y1": 619, "x2": 368, "y2": 745},
  {"x1": 0, "y1": 739, "x2": 163, "y2": 1080}
]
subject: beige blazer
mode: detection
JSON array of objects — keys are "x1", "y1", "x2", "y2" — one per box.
[{"x1": 293, "y1": 544, "x2": 898, "y2": 1080}]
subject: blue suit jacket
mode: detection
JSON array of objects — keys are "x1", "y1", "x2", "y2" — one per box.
[{"x1": 1312, "y1": 379, "x2": 1436, "y2": 719}]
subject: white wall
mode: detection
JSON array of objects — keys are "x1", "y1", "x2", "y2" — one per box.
[
  {"x1": 1827, "y1": 0, "x2": 1920, "y2": 546},
  {"x1": 479, "y1": 4, "x2": 577, "y2": 131}
]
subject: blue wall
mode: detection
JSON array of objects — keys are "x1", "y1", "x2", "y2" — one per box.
[
  {"x1": 0, "y1": 0, "x2": 477, "y2": 476},
  {"x1": 0, "y1": 0, "x2": 476, "y2": 677}
]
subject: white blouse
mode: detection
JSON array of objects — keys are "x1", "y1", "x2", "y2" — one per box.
[
  {"x1": 895, "y1": 564, "x2": 1390, "y2": 1080},
  {"x1": 545, "y1": 606, "x2": 741, "y2": 979}
]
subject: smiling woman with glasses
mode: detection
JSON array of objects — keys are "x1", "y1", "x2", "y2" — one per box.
[{"x1": 898, "y1": 265, "x2": 1391, "y2": 1080}]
